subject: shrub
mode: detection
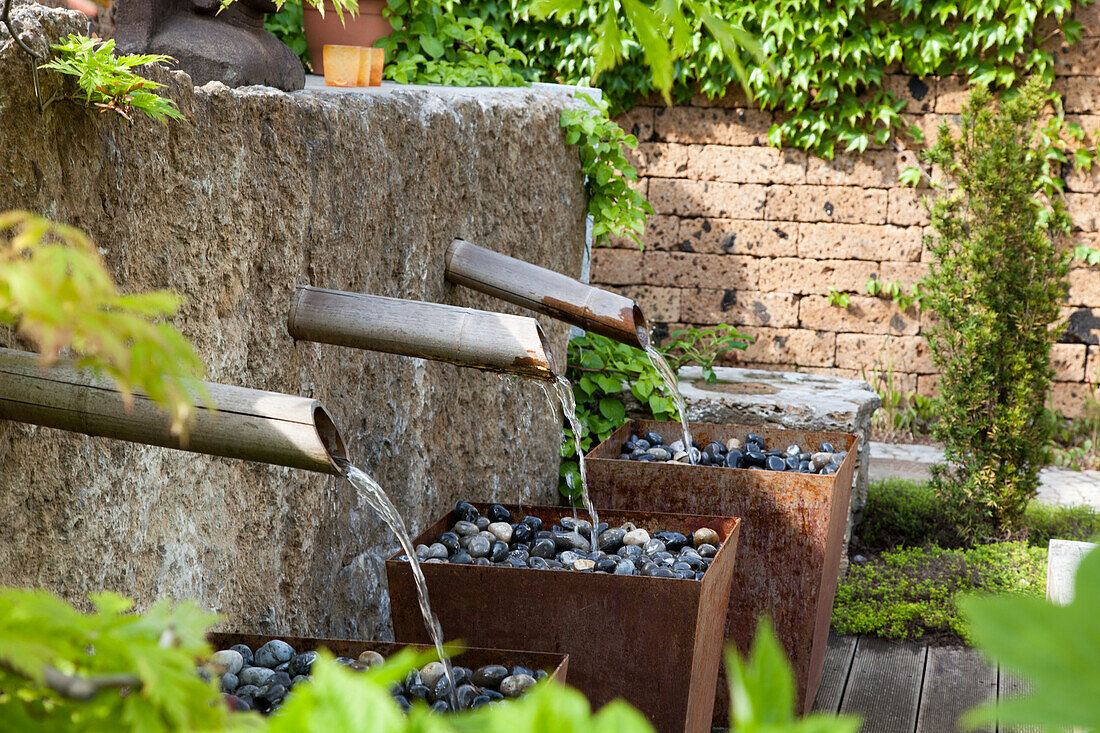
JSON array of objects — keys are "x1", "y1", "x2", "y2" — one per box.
[
  {"x1": 857, "y1": 478, "x2": 967, "y2": 551},
  {"x1": 922, "y1": 80, "x2": 1072, "y2": 537}
]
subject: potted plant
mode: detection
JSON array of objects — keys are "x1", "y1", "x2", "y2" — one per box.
[{"x1": 303, "y1": 0, "x2": 393, "y2": 74}]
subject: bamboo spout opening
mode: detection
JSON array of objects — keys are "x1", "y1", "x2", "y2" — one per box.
[
  {"x1": 287, "y1": 286, "x2": 559, "y2": 382},
  {"x1": 312, "y1": 404, "x2": 348, "y2": 471},
  {"x1": 444, "y1": 239, "x2": 652, "y2": 350}
]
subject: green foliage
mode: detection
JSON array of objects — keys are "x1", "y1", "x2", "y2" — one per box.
[
  {"x1": 856, "y1": 476, "x2": 1100, "y2": 551},
  {"x1": 960, "y1": 544, "x2": 1100, "y2": 731},
  {"x1": 833, "y1": 541, "x2": 1047, "y2": 641},
  {"x1": 470, "y1": 0, "x2": 1091, "y2": 157},
  {"x1": 0, "y1": 588, "x2": 232, "y2": 732},
  {"x1": 265, "y1": 0, "x2": 310, "y2": 69},
  {"x1": 826, "y1": 286, "x2": 850, "y2": 309},
  {"x1": 379, "y1": 0, "x2": 529, "y2": 87},
  {"x1": 559, "y1": 327, "x2": 749, "y2": 500},
  {"x1": 561, "y1": 94, "x2": 653, "y2": 247},
  {"x1": 867, "y1": 366, "x2": 936, "y2": 440},
  {"x1": 727, "y1": 618, "x2": 860, "y2": 733},
  {"x1": 1046, "y1": 387, "x2": 1100, "y2": 470},
  {"x1": 39, "y1": 35, "x2": 184, "y2": 123},
  {"x1": 0, "y1": 211, "x2": 205, "y2": 436},
  {"x1": 864, "y1": 277, "x2": 923, "y2": 312},
  {"x1": 922, "y1": 80, "x2": 1072, "y2": 537}
]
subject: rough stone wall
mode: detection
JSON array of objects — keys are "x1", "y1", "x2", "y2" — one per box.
[
  {"x1": 594, "y1": 6, "x2": 1100, "y2": 418},
  {"x1": 0, "y1": 7, "x2": 587, "y2": 640}
]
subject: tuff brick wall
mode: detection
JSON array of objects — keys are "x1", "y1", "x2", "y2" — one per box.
[{"x1": 593, "y1": 12, "x2": 1100, "y2": 418}]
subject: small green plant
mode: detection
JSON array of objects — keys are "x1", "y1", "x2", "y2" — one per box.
[
  {"x1": 960, "y1": 544, "x2": 1100, "y2": 731},
  {"x1": 380, "y1": 1, "x2": 529, "y2": 87},
  {"x1": 826, "y1": 286, "x2": 850, "y2": 309},
  {"x1": 1045, "y1": 385, "x2": 1100, "y2": 470},
  {"x1": 559, "y1": 93, "x2": 653, "y2": 247},
  {"x1": 866, "y1": 366, "x2": 935, "y2": 441},
  {"x1": 0, "y1": 212, "x2": 204, "y2": 436},
  {"x1": 559, "y1": 327, "x2": 750, "y2": 500},
  {"x1": 39, "y1": 35, "x2": 184, "y2": 123},
  {"x1": 923, "y1": 80, "x2": 1073, "y2": 537},
  {"x1": 864, "y1": 277, "x2": 923, "y2": 312}
]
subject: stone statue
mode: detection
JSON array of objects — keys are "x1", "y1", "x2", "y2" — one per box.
[{"x1": 114, "y1": 0, "x2": 305, "y2": 91}]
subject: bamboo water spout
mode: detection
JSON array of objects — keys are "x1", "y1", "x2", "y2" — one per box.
[
  {"x1": 0, "y1": 347, "x2": 347, "y2": 474},
  {"x1": 444, "y1": 239, "x2": 650, "y2": 350},
  {"x1": 287, "y1": 286, "x2": 558, "y2": 381}
]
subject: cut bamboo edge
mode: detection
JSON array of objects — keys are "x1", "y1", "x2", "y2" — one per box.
[
  {"x1": 0, "y1": 347, "x2": 347, "y2": 474},
  {"x1": 444, "y1": 239, "x2": 651, "y2": 351},
  {"x1": 287, "y1": 286, "x2": 559, "y2": 382}
]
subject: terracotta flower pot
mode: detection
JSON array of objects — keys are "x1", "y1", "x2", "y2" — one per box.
[{"x1": 304, "y1": 0, "x2": 393, "y2": 75}]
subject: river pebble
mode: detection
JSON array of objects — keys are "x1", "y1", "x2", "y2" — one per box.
[{"x1": 618, "y1": 431, "x2": 846, "y2": 474}]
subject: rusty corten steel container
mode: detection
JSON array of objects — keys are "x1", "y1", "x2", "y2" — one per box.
[
  {"x1": 585, "y1": 419, "x2": 857, "y2": 723},
  {"x1": 206, "y1": 632, "x2": 569, "y2": 684},
  {"x1": 386, "y1": 503, "x2": 741, "y2": 733}
]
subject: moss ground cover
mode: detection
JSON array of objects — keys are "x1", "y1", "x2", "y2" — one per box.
[{"x1": 833, "y1": 478, "x2": 1100, "y2": 642}]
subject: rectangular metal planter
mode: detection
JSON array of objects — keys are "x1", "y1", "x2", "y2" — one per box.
[
  {"x1": 586, "y1": 419, "x2": 856, "y2": 722},
  {"x1": 207, "y1": 632, "x2": 569, "y2": 684},
  {"x1": 386, "y1": 503, "x2": 741, "y2": 733}
]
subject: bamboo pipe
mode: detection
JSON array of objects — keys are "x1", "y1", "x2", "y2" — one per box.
[
  {"x1": 287, "y1": 286, "x2": 559, "y2": 381},
  {"x1": 0, "y1": 347, "x2": 347, "y2": 474},
  {"x1": 444, "y1": 239, "x2": 651, "y2": 350}
]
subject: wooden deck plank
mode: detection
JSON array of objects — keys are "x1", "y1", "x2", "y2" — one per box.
[
  {"x1": 915, "y1": 646, "x2": 996, "y2": 733},
  {"x1": 811, "y1": 632, "x2": 857, "y2": 714},
  {"x1": 839, "y1": 637, "x2": 927, "y2": 733},
  {"x1": 998, "y1": 668, "x2": 1040, "y2": 733}
]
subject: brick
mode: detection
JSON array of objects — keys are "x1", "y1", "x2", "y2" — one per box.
[
  {"x1": 879, "y1": 261, "x2": 929, "y2": 290},
  {"x1": 607, "y1": 285, "x2": 681, "y2": 322},
  {"x1": 1050, "y1": 381, "x2": 1098, "y2": 418},
  {"x1": 921, "y1": 226, "x2": 937, "y2": 261},
  {"x1": 648, "y1": 179, "x2": 767, "y2": 218},
  {"x1": 758, "y1": 258, "x2": 879, "y2": 295},
  {"x1": 1072, "y1": 1, "x2": 1100, "y2": 35},
  {"x1": 1051, "y1": 343, "x2": 1088, "y2": 382},
  {"x1": 1088, "y1": 345, "x2": 1100, "y2": 382},
  {"x1": 624, "y1": 143, "x2": 690, "y2": 178},
  {"x1": 1068, "y1": 268, "x2": 1100, "y2": 306},
  {"x1": 680, "y1": 288, "x2": 799, "y2": 328},
  {"x1": 1055, "y1": 77, "x2": 1100, "y2": 113},
  {"x1": 1066, "y1": 193, "x2": 1100, "y2": 231},
  {"x1": 654, "y1": 106, "x2": 773, "y2": 145},
  {"x1": 798, "y1": 223, "x2": 924, "y2": 261},
  {"x1": 883, "y1": 75, "x2": 936, "y2": 114},
  {"x1": 688, "y1": 145, "x2": 807, "y2": 184},
  {"x1": 887, "y1": 188, "x2": 931, "y2": 226},
  {"x1": 1064, "y1": 164, "x2": 1100, "y2": 193},
  {"x1": 806, "y1": 150, "x2": 907, "y2": 188},
  {"x1": 801, "y1": 366, "x2": 864, "y2": 380},
  {"x1": 677, "y1": 218, "x2": 798, "y2": 256},
  {"x1": 688, "y1": 87, "x2": 751, "y2": 108},
  {"x1": 721, "y1": 327, "x2": 837, "y2": 367},
  {"x1": 1065, "y1": 114, "x2": 1100, "y2": 142},
  {"x1": 766, "y1": 185, "x2": 888, "y2": 224},
  {"x1": 1062, "y1": 306, "x2": 1100, "y2": 345},
  {"x1": 640, "y1": 251, "x2": 757, "y2": 289},
  {"x1": 917, "y1": 374, "x2": 940, "y2": 398},
  {"x1": 800, "y1": 295, "x2": 921, "y2": 335},
  {"x1": 616, "y1": 106, "x2": 655, "y2": 142},
  {"x1": 935, "y1": 76, "x2": 970, "y2": 114},
  {"x1": 899, "y1": 113, "x2": 959, "y2": 149},
  {"x1": 1055, "y1": 37, "x2": 1100, "y2": 75},
  {"x1": 590, "y1": 248, "x2": 642, "y2": 286},
  {"x1": 863, "y1": 370, "x2": 919, "y2": 395},
  {"x1": 835, "y1": 333, "x2": 934, "y2": 372}
]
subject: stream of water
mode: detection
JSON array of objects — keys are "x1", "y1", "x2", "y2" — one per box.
[
  {"x1": 644, "y1": 345, "x2": 695, "y2": 464},
  {"x1": 332, "y1": 457, "x2": 458, "y2": 708},
  {"x1": 552, "y1": 375, "x2": 601, "y2": 545}
]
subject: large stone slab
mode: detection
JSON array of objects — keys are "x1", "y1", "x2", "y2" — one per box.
[
  {"x1": 1047, "y1": 539, "x2": 1097, "y2": 605},
  {"x1": 677, "y1": 366, "x2": 881, "y2": 566},
  {"x1": 0, "y1": 5, "x2": 587, "y2": 640}
]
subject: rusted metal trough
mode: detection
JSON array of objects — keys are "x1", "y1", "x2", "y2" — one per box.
[
  {"x1": 386, "y1": 503, "x2": 740, "y2": 733},
  {"x1": 206, "y1": 632, "x2": 569, "y2": 684},
  {"x1": 586, "y1": 419, "x2": 857, "y2": 723}
]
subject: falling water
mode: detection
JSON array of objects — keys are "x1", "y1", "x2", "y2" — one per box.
[
  {"x1": 644, "y1": 345, "x2": 695, "y2": 464},
  {"x1": 332, "y1": 457, "x2": 458, "y2": 708},
  {"x1": 552, "y1": 375, "x2": 601, "y2": 545}
]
